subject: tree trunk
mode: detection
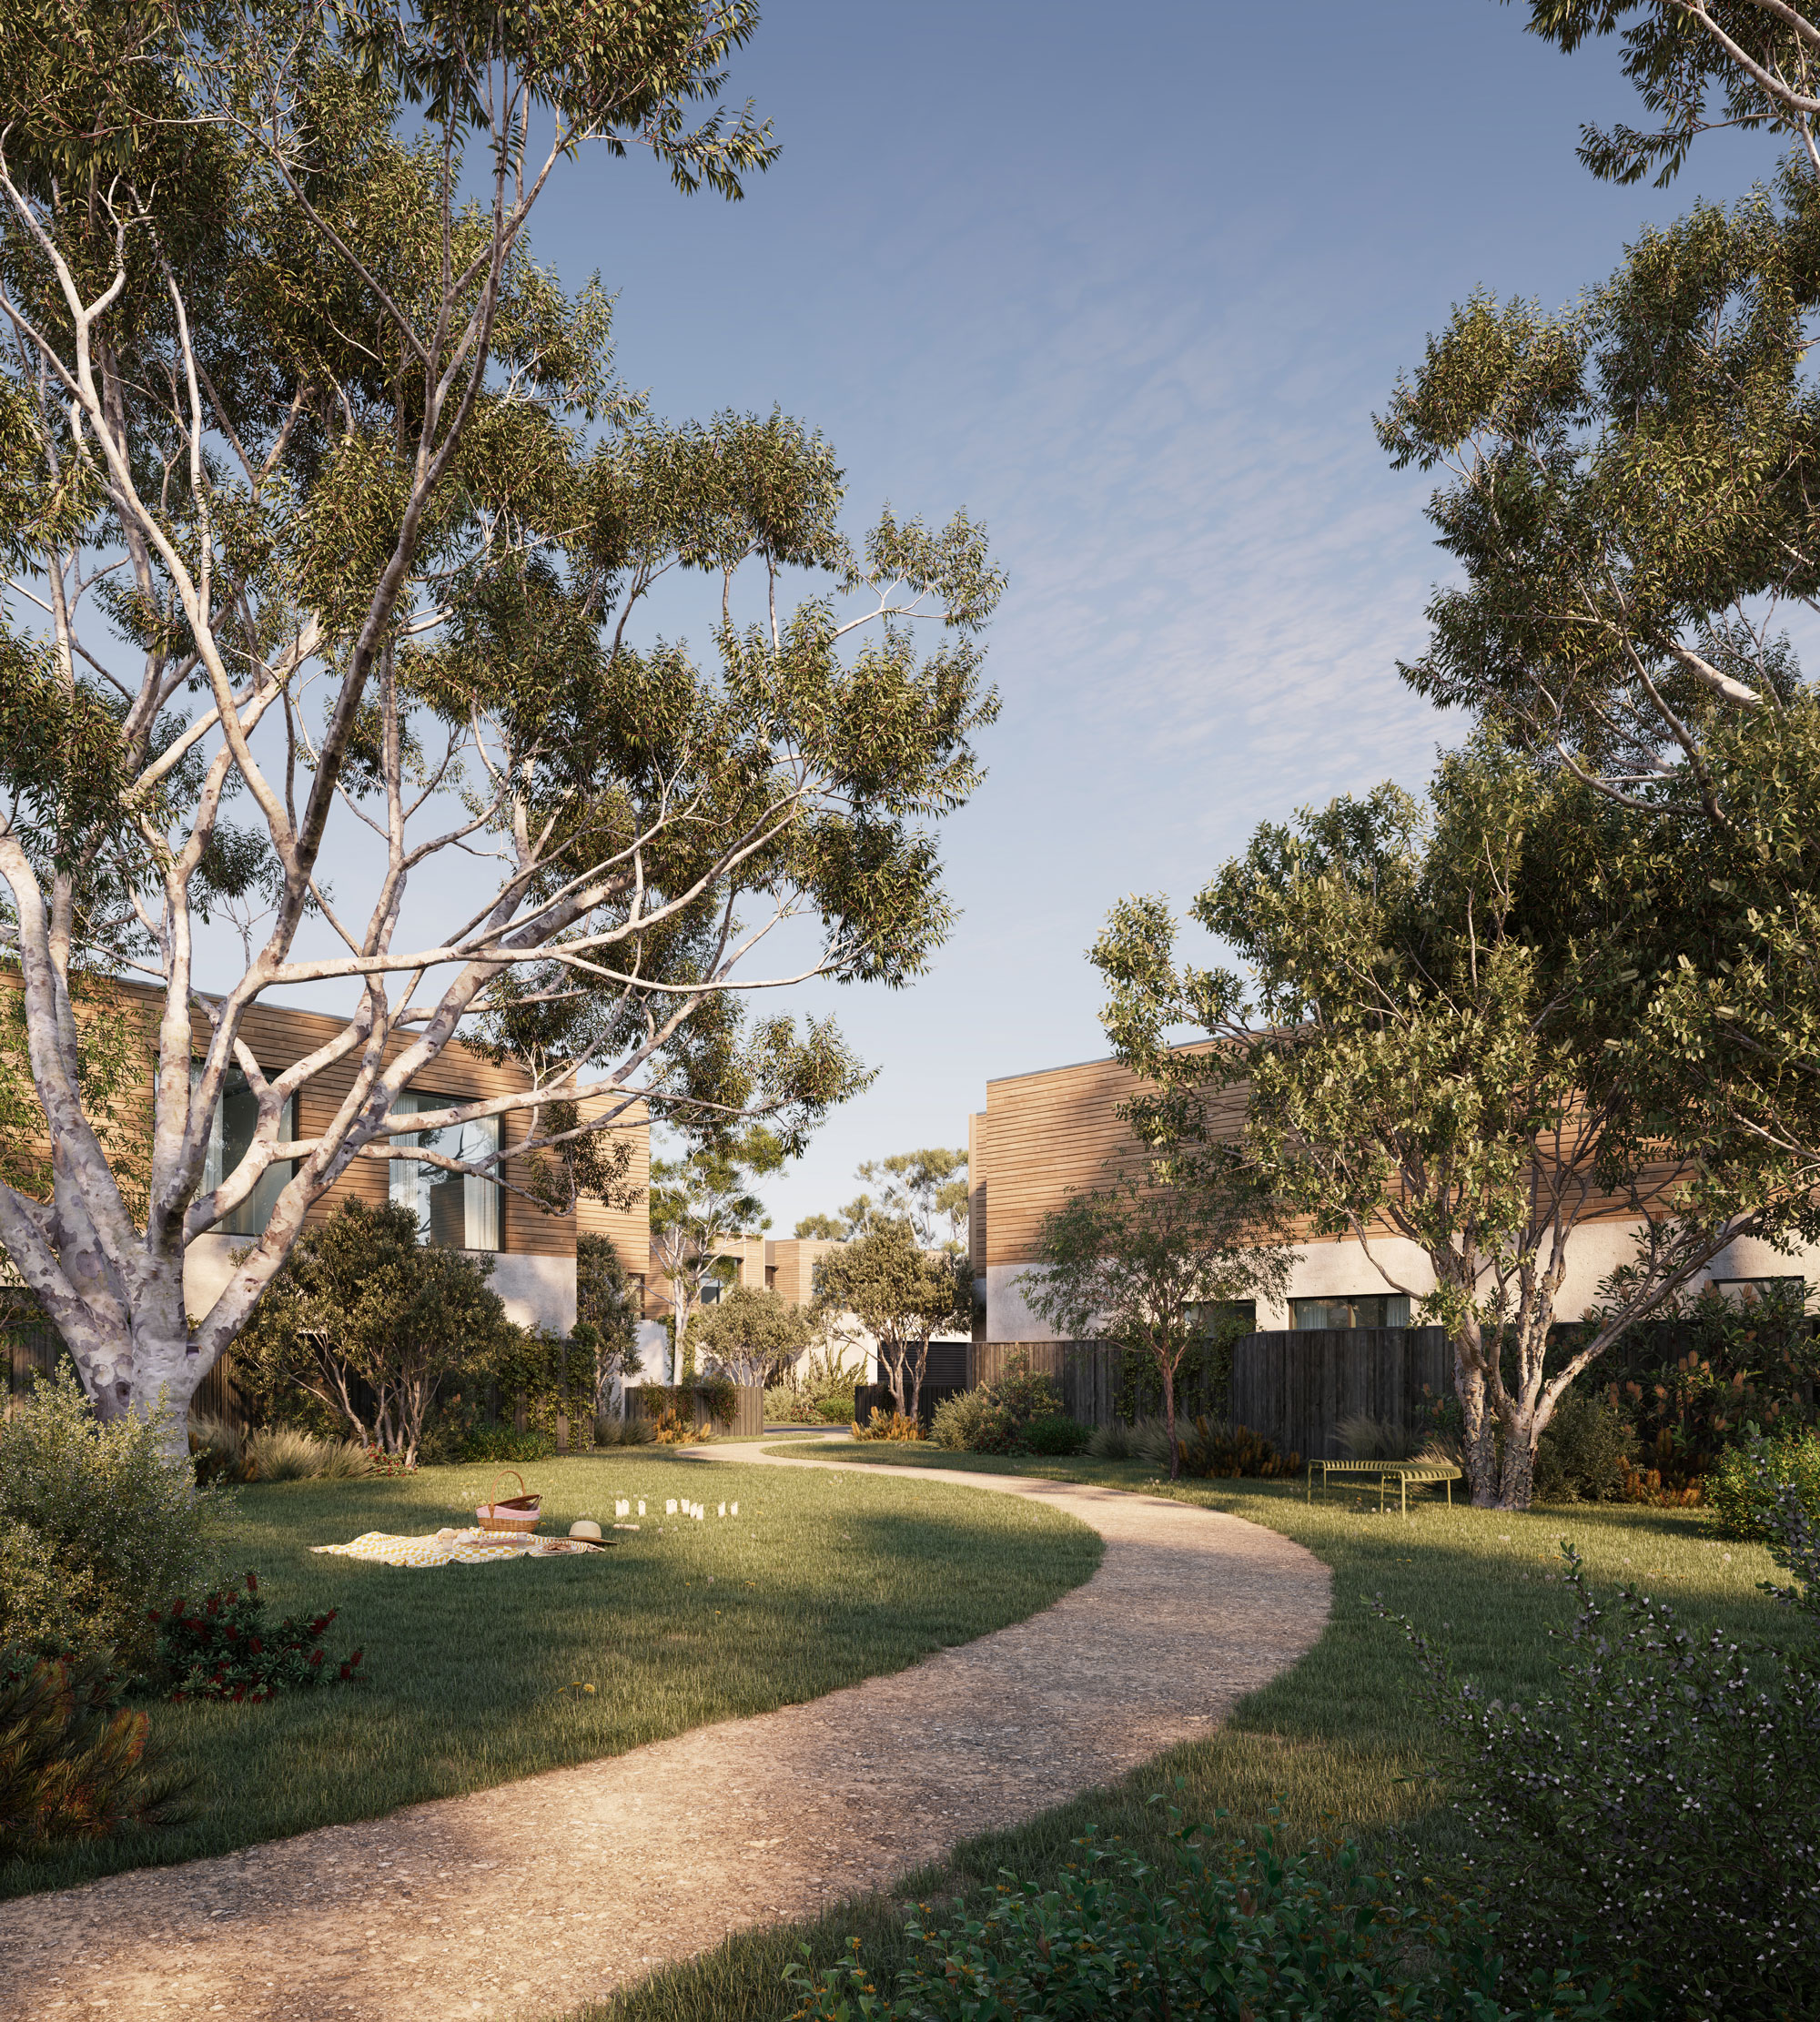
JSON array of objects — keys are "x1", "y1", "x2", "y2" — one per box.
[
  {"x1": 905, "y1": 1335, "x2": 927, "y2": 1422},
  {"x1": 1452, "y1": 1325, "x2": 1498, "y2": 1508},
  {"x1": 1162, "y1": 1359, "x2": 1179, "y2": 1480},
  {"x1": 1497, "y1": 1419, "x2": 1537, "y2": 1511}
]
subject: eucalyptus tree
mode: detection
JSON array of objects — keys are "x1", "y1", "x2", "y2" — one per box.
[
  {"x1": 647, "y1": 1135, "x2": 775, "y2": 1380},
  {"x1": 813, "y1": 1221, "x2": 967, "y2": 1420},
  {"x1": 0, "y1": 1, "x2": 1003, "y2": 1437},
  {"x1": 1094, "y1": 744, "x2": 1816, "y2": 1509}
]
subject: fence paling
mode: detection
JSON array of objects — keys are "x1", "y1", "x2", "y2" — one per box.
[{"x1": 1229, "y1": 1328, "x2": 1452, "y2": 1461}]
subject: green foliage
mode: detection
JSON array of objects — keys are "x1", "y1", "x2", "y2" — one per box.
[
  {"x1": 929, "y1": 1388, "x2": 1016, "y2": 1455},
  {"x1": 1177, "y1": 1418, "x2": 1300, "y2": 1479},
  {"x1": 786, "y1": 1816, "x2": 1634, "y2": 2021},
  {"x1": 188, "y1": 1419, "x2": 377, "y2": 1484},
  {"x1": 0, "y1": 1652, "x2": 192, "y2": 1862},
  {"x1": 233, "y1": 1201, "x2": 518, "y2": 1464},
  {"x1": 1709, "y1": 1432, "x2": 1820, "y2": 1542},
  {"x1": 1095, "y1": 741, "x2": 1804, "y2": 1508},
  {"x1": 693, "y1": 1284, "x2": 812, "y2": 1386},
  {"x1": 0, "y1": 0, "x2": 1002, "y2": 1434},
  {"x1": 0, "y1": 1369, "x2": 226, "y2": 1673},
  {"x1": 149, "y1": 1572, "x2": 361, "y2": 1704},
  {"x1": 458, "y1": 1428, "x2": 557, "y2": 1464},
  {"x1": 576, "y1": 1233, "x2": 644, "y2": 1412},
  {"x1": 1020, "y1": 1414, "x2": 1091, "y2": 1457},
  {"x1": 1532, "y1": 1392, "x2": 1634, "y2": 1505},
  {"x1": 799, "y1": 1147, "x2": 970, "y2": 1249},
  {"x1": 650, "y1": 1137, "x2": 779, "y2": 1380},
  {"x1": 1022, "y1": 1172, "x2": 1292, "y2": 1481},
  {"x1": 814, "y1": 1223, "x2": 968, "y2": 1414},
  {"x1": 1392, "y1": 1542, "x2": 1820, "y2": 2020}
]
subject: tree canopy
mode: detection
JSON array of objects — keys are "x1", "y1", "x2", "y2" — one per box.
[
  {"x1": 813, "y1": 1221, "x2": 967, "y2": 1418},
  {"x1": 690, "y1": 1281, "x2": 810, "y2": 1387},
  {"x1": 793, "y1": 1145, "x2": 967, "y2": 1249},
  {"x1": 0, "y1": 0, "x2": 1001, "y2": 1433},
  {"x1": 1094, "y1": 741, "x2": 1817, "y2": 1508}
]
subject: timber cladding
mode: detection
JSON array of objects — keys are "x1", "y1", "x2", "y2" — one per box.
[
  {"x1": 978, "y1": 1053, "x2": 1246, "y2": 1271},
  {"x1": 0, "y1": 974, "x2": 649, "y2": 1279},
  {"x1": 1229, "y1": 1327, "x2": 1452, "y2": 1464}
]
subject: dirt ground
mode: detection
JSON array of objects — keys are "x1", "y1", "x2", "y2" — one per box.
[{"x1": 0, "y1": 1451, "x2": 1330, "y2": 2022}]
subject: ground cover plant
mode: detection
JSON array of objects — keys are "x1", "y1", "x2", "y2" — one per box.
[
  {"x1": 0, "y1": 1457, "x2": 1098, "y2": 1898},
  {"x1": 577, "y1": 1445, "x2": 1794, "y2": 2022}
]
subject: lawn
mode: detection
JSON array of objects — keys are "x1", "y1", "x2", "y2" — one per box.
[
  {"x1": 576, "y1": 1443, "x2": 1802, "y2": 2022},
  {"x1": 3, "y1": 1453, "x2": 1101, "y2": 1901}
]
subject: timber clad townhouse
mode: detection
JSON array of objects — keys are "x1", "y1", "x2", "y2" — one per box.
[
  {"x1": 4, "y1": 977, "x2": 651, "y2": 1331},
  {"x1": 966, "y1": 1047, "x2": 1820, "y2": 1396}
]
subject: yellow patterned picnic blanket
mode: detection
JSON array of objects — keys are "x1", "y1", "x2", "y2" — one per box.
[{"x1": 310, "y1": 1529, "x2": 538, "y2": 1569}]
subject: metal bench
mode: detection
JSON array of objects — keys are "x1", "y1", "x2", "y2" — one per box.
[{"x1": 1306, "y1": 1458, "x2": 1462, "y2": 1515}]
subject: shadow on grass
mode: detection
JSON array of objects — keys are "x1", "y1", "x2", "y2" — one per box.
[{"x1": 1, "y1": 1458, "x2": 1100, "y2": 1901}]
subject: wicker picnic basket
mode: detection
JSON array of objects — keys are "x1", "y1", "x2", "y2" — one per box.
[{"x1": 476, "y1": 1470, "x2": 541, "y2": 1537}]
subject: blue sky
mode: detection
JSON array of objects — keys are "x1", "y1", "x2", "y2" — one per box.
[
  {"x1": 253, "y1": 3, "x2": 1770, "y2": 1234},
  {"x1": 511, "y1": 0, "x2": 1776, "y2": 1234}
]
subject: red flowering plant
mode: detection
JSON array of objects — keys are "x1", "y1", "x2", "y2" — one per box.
[{"x1": 147, "y1": 1572, "x2": 364, "y2": 1704}]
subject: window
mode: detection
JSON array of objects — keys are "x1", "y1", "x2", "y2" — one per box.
[
  {"x1": 1712, "y1": 1276, "x2": 1805, "y2": 1302},
  {"x1": 1189, "y1": 1299, "x2": 1256, "y2": 1336},
  {"x1": 194, "y1": 1066, "x2": 294, "y2": 1237},
  {"x1": 388, "y1": 1090, "x2": 500, "y2": 1250},
  {"x1": 1289, "y1": 1293, "x2": 1410, "y2": 1330},
  {"x1": 629, "y1": 1273, "x2": 646, "y2": 1319},
  {"x1": 764, "y1": 1265, "x2": 777, "y2": 1290}
]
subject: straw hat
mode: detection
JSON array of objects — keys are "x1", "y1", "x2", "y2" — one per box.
[{"x1": 568, "y1": 1519, "x2": 604, "y2": 1542}]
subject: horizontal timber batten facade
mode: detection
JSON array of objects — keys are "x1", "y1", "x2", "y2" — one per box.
[
  {"x1": 966, "y1": 1046, "x2": 1820, "y2": 1431},
  {"x1": 0, "y1": 972, "x2": 648, "y2": 1341}
]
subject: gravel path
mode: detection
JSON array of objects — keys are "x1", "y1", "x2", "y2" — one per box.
[{"x1": 1, "y1": 1448, "x2": 1330, "y2": 2022}]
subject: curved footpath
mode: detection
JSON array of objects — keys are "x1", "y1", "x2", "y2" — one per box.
[{"x1": 1, "y1": 1445, "x2": 1330, "y2": 2022}]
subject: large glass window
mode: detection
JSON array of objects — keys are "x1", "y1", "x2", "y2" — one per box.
[
  {"x1": 194, "y1": 1066, "x2": 294, "y2": 1238},
  {"x1": 388, "y1": 1090, "x2": 500, "y2": 1250},
  {"x1": 1289, "y1": 1293, "x2": 1410, "y2": 1330}
]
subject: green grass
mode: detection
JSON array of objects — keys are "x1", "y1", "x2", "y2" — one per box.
[
  {"x1": 575, "y1": 1445, "x2": 1799, "y2": 2022},
  {"x1": 3, "y1": 1453, "x2": 1100, "y2": 1900}
]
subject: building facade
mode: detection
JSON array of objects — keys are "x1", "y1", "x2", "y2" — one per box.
[
  {"x1": 3, "y1": 978, "x2": 648, "y2": 1338},
  {"x1": 969, "y1": 1047, "x2": 1816, "y2": 1368}
]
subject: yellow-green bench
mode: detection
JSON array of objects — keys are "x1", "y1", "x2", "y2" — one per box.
[{"x1": 1306, "y1": 1458, "x2": 1462, "y2": 1515}]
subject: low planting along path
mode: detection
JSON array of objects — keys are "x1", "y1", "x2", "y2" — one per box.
[{"x1": 2, "y1": 1449, "x2": 1330, "y2": 2022}]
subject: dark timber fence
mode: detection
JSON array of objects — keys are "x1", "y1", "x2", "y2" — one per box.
[
  {"x1": 1229, "y1": 1327, "x2": 1451, "y2": 1463},
  {"x1": 970, "y1": 1340, "x2": 1122, "y2": 1427}
]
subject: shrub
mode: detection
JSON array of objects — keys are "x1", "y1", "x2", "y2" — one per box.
[
  {"x1": 148, "y1": 1572, "x2": 364, "y2": 1703},
  {"x1": 1087, "y1": 1419, "x2": 1136, "y2": 1460},
  {"x1": 187, "y1": 1413, "x2": 243, "y2": 1487},
  {"x1": 1021, "y1": 1413, "x2": 1090, "y2": 1456},
  {"x1": 240, "y1": 1426, "x2": 376, "y2": 1482},
  {"x1": 785, "y1": 1818, "x2": 1634, "y2": 2022},
  {"x1": 815, "y1": 1392, "x2": 855, "y2": 1424},
  {"x1": 989, "y1": 1352, "x2": 1062, "y2": 1427},
  {"x1": 1390, "y1": 1539, "x2": 1820, "y2": 2020},
  {"x1": 929, "y1": 1387, "x2": 1016, "y2": 1453},
  {"x1": 0, "y1": 1369, "x2": 227, "y2": 1674},
  {"x1": 592, "y1": 1413, "x2": 655, "y2": 1447},
  {"x1": 1178, "y1": 1416, "x2": 1299, "y2": 1479},
  {"x1": 457, "y1": 1426, "x2": 557, "y2": 1464},
  {"x1": 854, "y1": 1410, "x2": 923, "y2": 1442},
  {"x1": 0, "y1": 1651, "x2": 193, "y2": 1859},
  {"x1": 1532, "y1": 1390, "x2": 1633, "y2": 1503},
  {"x1": 1709, "y1": 1431, "x2": 1820, "y2": 1540}
]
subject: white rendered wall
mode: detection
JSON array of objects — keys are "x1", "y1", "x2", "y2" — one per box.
[
  {"x1": 181, "y1": 1237, "x2": 575, "y2": 1336},
  {"x1": 989, "y1": 1222, "x2": 1820, "y2": 1342}
]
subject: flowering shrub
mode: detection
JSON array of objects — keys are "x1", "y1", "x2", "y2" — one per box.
[
  {"x1": 854, "y1": 1410, "x2": 923, "y2": 1442},
  {"x1": 784, "y1": 1818, "x2": 1636, "y2": 2020},
  {"x1": 1708, "y1": 1431, "x2": 1820, "y2": 1541},
  {"x1": 0, "y1": 1649, "x2": 193, "y2": 1858},
  {"x1": 148, "y1": 1573, "x2": 364, "y2": 1703},
  {"x1": 1388, "y1": 1531, "x2": 1820, "y2": 2020}
]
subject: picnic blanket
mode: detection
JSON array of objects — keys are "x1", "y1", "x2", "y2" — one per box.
[{"x1": 311, "y1": 1528, "x2": 548, "y2": 1568}]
